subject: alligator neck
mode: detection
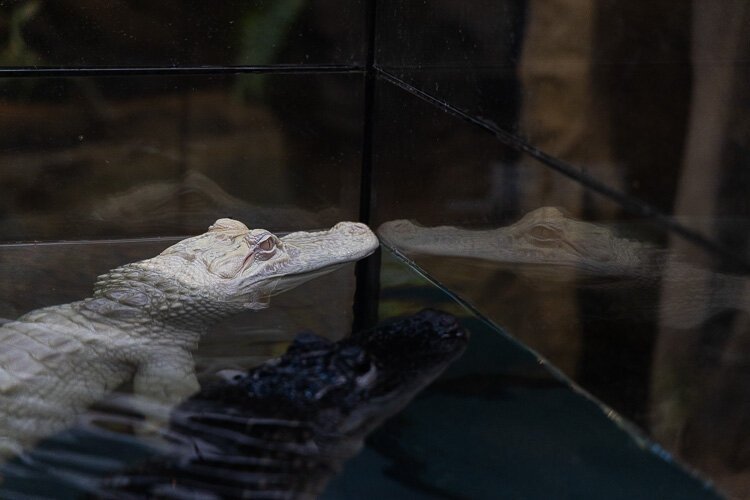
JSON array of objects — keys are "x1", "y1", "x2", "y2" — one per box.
[{"x1": 91, "y1": 262, "x2": 248, "y2": 332}]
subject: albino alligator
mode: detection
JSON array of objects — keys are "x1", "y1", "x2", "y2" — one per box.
[
  {"x1": 0, "y1": 219, "x2": 378, "y2": 459},
  {"x1": 91, "y1": 309, "x2": 468, "y2": 499}
]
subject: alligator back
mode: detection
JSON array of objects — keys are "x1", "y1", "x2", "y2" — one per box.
[{"x1": 0, "y1": 303, "x2": 135, "y2": 458}]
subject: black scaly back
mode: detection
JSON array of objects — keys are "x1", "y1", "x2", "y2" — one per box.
[{"x1": 95, "y1": 309, "x2": 468, "y2": 499}]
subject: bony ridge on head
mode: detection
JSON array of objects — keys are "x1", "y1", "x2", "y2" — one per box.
[{"x1": 208, "y1": 218, "x2": 250, "y2": 234}]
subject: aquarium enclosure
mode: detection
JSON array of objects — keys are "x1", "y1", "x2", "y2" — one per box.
[{"x1": 0, "y1": 1, "x2": 748, "y2": 498}]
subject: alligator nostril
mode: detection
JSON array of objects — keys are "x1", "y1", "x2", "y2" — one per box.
[
  {"x1": 443, "y1": 329, "x2": 466, "y2": 340},
  {"x1": 336, "y1": 222, "x2": 368, "y2": 235}
]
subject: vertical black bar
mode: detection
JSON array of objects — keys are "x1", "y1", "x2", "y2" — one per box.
[
  {"x1": 352, "y1": 0, "x2": 381, "y2": 333},
  {"x1": 177, "y1": 14, "x2": 191, "y2": 230},
  {"x1": 177, "y1": 91, "x2": 191, "y2": 229},
  {"x1": 358, "y1": 0, "x2": 378, "y2": 225}
]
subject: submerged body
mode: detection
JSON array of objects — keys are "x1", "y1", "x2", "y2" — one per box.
[
  {"x1": 0, "y1": 219, "x2": 378, "y2": 458},
  {"x1": 96, "y1": 309, "x2": 468, "y2": 499}
]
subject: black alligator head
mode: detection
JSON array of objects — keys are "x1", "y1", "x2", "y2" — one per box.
[
  {"x1": 218, "y1": 308, "x2": 467, "y2": 419},
  {"x1": 97, "y1": 309, "x2": 468, "y2": 499}
]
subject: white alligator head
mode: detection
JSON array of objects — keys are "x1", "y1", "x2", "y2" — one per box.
[{"x1": 148, "y1": 218, "x2": 379, "y2": 311}]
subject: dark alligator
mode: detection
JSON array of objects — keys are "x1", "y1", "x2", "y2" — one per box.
[{"x1": 92, "y1": 309, "x2": 468, "y2": 499}]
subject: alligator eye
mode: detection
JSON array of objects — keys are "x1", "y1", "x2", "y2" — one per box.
[
  {"x1": 528, "y1": 225, "x2": 561, "y2": 241},
  {"x1": 259, "y1": 237, "x2": 275, "y2": 252}
]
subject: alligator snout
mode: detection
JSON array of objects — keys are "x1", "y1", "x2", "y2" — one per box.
[
  {"x1": 332, "y1": 221, "x2": 372, "y2": 236},
  {"x1": 418, "y1": 309, "x2": 468, "y2": 340}
]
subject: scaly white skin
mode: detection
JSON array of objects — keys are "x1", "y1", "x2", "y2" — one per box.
[{"x1": 0, "y1": 219, "x2": 378, "y2": 458}]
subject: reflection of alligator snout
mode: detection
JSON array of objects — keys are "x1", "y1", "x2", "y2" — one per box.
[
  {"x1": 378, "y1": 208, "x2": 750, "y2": 326},
  {"x1": 378, "y1": 208, "x2": 650, "y2": 280}
]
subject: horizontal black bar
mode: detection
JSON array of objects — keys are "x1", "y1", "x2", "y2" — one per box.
[
  {"x1": 378, "y1": 60, "x2": 701, "y2": 71},
  {"x1": 0, "y1": 64, "x2": 364, "y2": 78},
  {"x1": 375, "y1": 66, "x2": 750, "y2": 272}
]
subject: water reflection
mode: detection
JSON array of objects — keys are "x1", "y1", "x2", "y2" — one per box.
[
  {"x1": 3, "y1": 167, "x2": 345, "y2": 241},
  {"x1": 379, "y1": 207, "x2": 750, "y2": 494},
  {"x1": 86, "y1": 310, "x2": 467, "y2": 498},
  {"x1": 0, "y1": 219, "x2": 377, "y2": 460},
  {"x1": 89, "y1": 170, "x2": 345, "y2": 235},
  {"x1": 0, "y1": 73, "x2": 363, "y2": 242}
]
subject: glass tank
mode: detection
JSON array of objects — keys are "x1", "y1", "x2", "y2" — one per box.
[{"x1": 0, "y1": 1, "x2": 747, "y2": 498}]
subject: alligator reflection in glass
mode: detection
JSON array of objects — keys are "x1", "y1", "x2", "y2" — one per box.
[
  {"x1": 0, "y1": 219, "x2": 378, "y2": 459},
  {"x1": 379, "y1": 206, "x2": 750, "y2": 491},
  {"x1": 4, "y1": 169, "x2": 348, "y2": 239},
  {"x1": 379, "y1": 207, "x2": 750, "y2": 329},
  {"x1": 379, "y1": 207, "x2": 645, "y2": 376},
  {"x1": 88, "y1": 170, "x2": 347, "y2": 236},
  {"x1": 88, "y1": 310, "x2": 467, "y2": 499}
]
